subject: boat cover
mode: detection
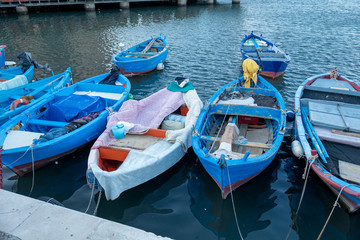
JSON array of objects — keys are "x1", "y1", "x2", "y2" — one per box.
[
  {"x1": 89, "y1": 88, "x2": 203, "y2": 200},
  {"x1": 104, "y1": 88, "x2": 184, "y2": 136},
  {"x1": 0, "y1": 75, "x2": 27, "y2": 90},
  {"x1": 45, "y1": 94, "x2": 106, "y2": 122}
]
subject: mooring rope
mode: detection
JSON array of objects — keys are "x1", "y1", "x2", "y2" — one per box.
[
  {"x1": 4, "y1": 145, "x2": 33, "y2": 167},
  {"x1": 84, "y1": 178, "x2": 96, "y2": 214},
  {"x1": 226, "y1": 160, "x2": 244, "y2": 240},
  {"x1": 29, "y1": 144, "x2": 35, "y2": 196},
  {"x1": 316, "y1": 184, "x2": 352, "y2": 240},
  {"x1": 285, "y1": 158, "x2": 315, "y2": 240},
  {"x1": 93, "y1": 187, "x2": 102, "y2": 216}
]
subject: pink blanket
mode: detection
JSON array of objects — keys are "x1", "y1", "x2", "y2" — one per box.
[{"x1": 92, "y1": 88, "x2": 184, "y2": 149}]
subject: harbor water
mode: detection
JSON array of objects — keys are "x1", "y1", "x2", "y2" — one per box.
[{"x1": 1, "y1": 0, "x2": 360, "y2": 239}]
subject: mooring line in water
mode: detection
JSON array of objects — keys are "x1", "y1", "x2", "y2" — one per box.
[
  {"x1": 316, "y1": 184, "x2": 352, "y2": 240},
  {"x1": 93, "y1": 187, "x2": 102, "y2": 216},
  {"x1": 285, "y1": 158, "x2": 315, "y2": 240},
  {"x1": 226, "y1": 160, "x2": 244, "y2": 240},
  {"x1": 84, "y1": 180, "x2": 96, "y2": 214},
  {"x1": 29, "y1": 144, "x2": 35, "y2": 196}
]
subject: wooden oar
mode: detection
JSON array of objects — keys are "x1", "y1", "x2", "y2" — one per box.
[
  {"x1": 331, "y1": 129, "x2": 360, "y2": 138},
  {"x1": 336, "y1": 104, "x2": 350, "y2": 131},
  {"x1": 141, "y1": 38, "x2": 156, "y2": 53},
  {"x1": 251, "y1": 37, "x2": 263, "y2": 72}
]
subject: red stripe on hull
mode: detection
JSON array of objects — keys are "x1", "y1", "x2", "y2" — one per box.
[
  {"x1": 120, "y1": 68, "x2": 155, "y2": 77},
  {"x1": 312, "y1": 163, "x2": 360, "y2": 213},
  {"x1": 10, "y1": 142, "x2": 92, "y2": 176},
  {"x1": 260, "y1": 71, "x2": 284, "y2": 79},
  {"x1": 210, "y1": 171, "x2": 264, "y2": 199}
]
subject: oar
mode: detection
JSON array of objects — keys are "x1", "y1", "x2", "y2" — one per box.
[
  {"x1": 337, "y1": 104, "x2": 350, "y2": 132},
  {"x1": 251, "y1": 37, "x2": 263, "y2": 73}
]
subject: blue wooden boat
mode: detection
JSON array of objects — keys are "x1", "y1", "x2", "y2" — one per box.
[
  {"x1": 294, "y1": 68, "x2": 360, "y2": 213},
  {"x1": 192, "y1": 73, "x2": 286, "y2": 199},
  {"x1": 0, "y1": 68, "x2": 71, "y2": 126},
  {"x1": 0, "y1": 46, "x2": 35, "y2": 87},
  {"x1": 113, "y1": 34, "x2": 168, "y2": 77},
  {"x1": 0, "y1": 69, "x2": 130, "y2": 176},
  {"x1": 240, "y1": 33, "x2": 290, "y2": 79}
]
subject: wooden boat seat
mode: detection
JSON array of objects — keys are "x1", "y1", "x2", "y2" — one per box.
[
  {"x1": 125, "y1": 52, "x2": 157, "y2": 55},
  {"x1": 247, "y1": 52, "x2": 286, "y2": 58},
  {"x1": 308, "y1": 100, "x2": 360, "y2": 133},
  {"x1": 199, "y1": 135, "x2": 272, "y2": 149},
  {"x1": 27, "y1": 119, "x2": 68, "y2": 128},
  {"x1": 209, "y1": 104, "x2": 282, "y2": 119},
  {"x1": 74, "y1": 91, "x2": 124, "y2": 100},
  {"x1": 107, "y1": 128, "x2": 166, "y2": 152},
  {"x1": 302, "y1": 86, "x2": 360, "y2": 104}
]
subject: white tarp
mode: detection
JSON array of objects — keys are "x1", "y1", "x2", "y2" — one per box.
[{"x1": 88, "y1": 89, "x2": 203, "y2": 200}]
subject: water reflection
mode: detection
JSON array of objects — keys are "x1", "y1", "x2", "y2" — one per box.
[
  {"x1": 188, "y1": 152, "x2": 282, "y2": 239},
  {"x1": 283, "y1": 138, "x2": 360, "y2": 240}
]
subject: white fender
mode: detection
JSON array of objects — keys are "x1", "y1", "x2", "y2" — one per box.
[
  {"x1": 156, "y1": 62, "x2": 164, "y2": 71},
  {"x1": 291, "y1": 140, "x2": 303, "y2": 158}
]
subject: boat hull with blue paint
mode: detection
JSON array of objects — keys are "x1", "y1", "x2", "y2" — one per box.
[
  {"x1": 294, "y1": 70, "x2": 360, "y2": 213},
  {"x1": 0, "y1": 70, "x2": 130, "y2": 176},
  {"x1": 240, "y1": 33, "x2": 290, "y2": 79},
  {"x1": 0, "y1": 68, "x2": 71, "y2": 126},
  {"x1": 192, "y1": 76, "x2": 286, "y2": 199},
  {"x1": 0, "y1": 46, "x2": 35, "y2": 86},
  {"x1": 113, "y1": 35, "x2": 168, "y2": 77}
]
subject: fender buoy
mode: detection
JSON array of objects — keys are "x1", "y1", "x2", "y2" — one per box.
[
  {"x1": 291, "y1": 140, "x2": 304, "y2": 158},
  {"x1": 156, "y1": 62, "x2": 164, "y2": 71},
  {"x1": 10, "y1": 98, "x2": 29, "y2": 110}
]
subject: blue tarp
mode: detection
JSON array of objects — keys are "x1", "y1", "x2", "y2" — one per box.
[{"x1": 45, "y1": 94, "x2": 106, "y2": 122}]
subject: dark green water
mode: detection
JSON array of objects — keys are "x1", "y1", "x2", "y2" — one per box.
[{"x1": 1, "y1": 0, "x2": 360, "y2": 239}]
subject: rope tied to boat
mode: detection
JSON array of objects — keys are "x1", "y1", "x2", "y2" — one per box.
[
  {"x1": 205, "y1": 82, "x2": 238, "y2": 158},
  {"x1": 225, "y1": 158, "x2": 244, "y2": 240},
  {"x1": 316, "y1": 183, "x2": 352, "y2": 240},
  {"x1": 93, "y1": 187, "x2": 102, "y2": 216},
  {"x1": 286, "y1": 154, "x2": 316, "y2": 240},
  {"x1": 29, "y1": 143, "x2": 35, "y2": 196}
]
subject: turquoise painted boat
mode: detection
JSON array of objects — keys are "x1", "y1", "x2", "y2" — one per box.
[
  {"x1": 0, "y1": 68, "x2": 71, "y2": 126},
  {"x1": 0, "y1": 69, "x2": 130, "y2": 176},
  {"x1": 294, "y1": 68, "x2": 360, "y2": 213},
  {"x1": 192, "y1": 75, "x2": 286, "y2": 199},
  {"x1": 113, "y1": 34, "x2": 168, "y2": 77}
]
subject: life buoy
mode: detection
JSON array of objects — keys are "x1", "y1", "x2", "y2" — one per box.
[{"x1": 10, "y1": 98, "x2": 29, "y2": 110}]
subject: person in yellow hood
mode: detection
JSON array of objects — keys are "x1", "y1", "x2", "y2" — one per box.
[{"x1": 242, "y1": 58, "x2": 259, "y2": 88}]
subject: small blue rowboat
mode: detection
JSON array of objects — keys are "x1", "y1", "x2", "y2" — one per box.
[
  {"x1": 0, "y1": 47, "x2": 35, "y2": 88},
  {"x1": 113, "y1": 34, "x2": 168, "y2": 77},
  {"x1": 240, "y1": 33, "x2": 290, "y2": 79},
  {"x1": 0, "y1": 69, "x2": 130, "y2": 176},
  {"x1": 0, "y1": 68, "x2": 72, "y2": 126},
  {"x1": 192, "y1": 68, "x2": 286, "y2": 198},
  {"x1": 294, "y1": 68, "x2": 360, "y2": 213}
]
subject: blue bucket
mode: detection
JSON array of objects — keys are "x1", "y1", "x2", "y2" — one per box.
[{"x1": 112, "y1": 123, "x2": 125, "y2": 139}]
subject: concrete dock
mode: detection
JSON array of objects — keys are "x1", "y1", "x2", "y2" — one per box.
[{"x1": 0, "y1": 189, "x2": 171, "y2": 240}]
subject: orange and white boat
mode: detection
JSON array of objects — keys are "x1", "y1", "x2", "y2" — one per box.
[{"x1": 86, "y1": 78, "x2": 203, "y2": 200}]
